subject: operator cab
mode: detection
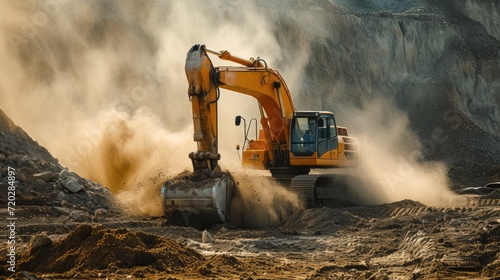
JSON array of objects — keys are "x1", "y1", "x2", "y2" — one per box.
[{"x1": 291, "y1": 111, "x2": 338, "y2": 158}]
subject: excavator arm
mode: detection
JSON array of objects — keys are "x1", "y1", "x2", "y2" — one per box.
[
  {"x1": 185, "y1": 44, "x2": 295, "y2": 172},
  {"x1": 161, "y1": 44, "x2": 297, "y2": 225},
  {"x1": 184, "y1": 45, "x2": 221, "y2": 173}
]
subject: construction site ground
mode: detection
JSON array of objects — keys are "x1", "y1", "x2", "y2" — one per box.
[
  {"x1": 2, "y1": 192, "x2": 499, "y2": 279},
  {"x1": 1, "y1": 0, "x2": 500, "y2": 279}
]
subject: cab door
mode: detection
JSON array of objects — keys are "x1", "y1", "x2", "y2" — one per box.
[
  {"x1": 317, "y1": 115, "x2": 338, "y2": 160},
  {"x1": 328, "y1": 116, "x2": 339, "y2": 159}
]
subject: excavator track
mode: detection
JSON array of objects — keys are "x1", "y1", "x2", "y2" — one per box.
[
  {"x1": 290, "y1": 174, "x2": 364, "y2": 208},
  {"x1": 289, "y1": 175, "x2": 318, "y2": 208}
]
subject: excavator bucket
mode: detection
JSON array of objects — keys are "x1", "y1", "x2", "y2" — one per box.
[{"x1": 161, "y1": 174, "x2": 234, "y2": 225}]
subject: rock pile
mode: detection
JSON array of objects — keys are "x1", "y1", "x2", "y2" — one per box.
[{"x1": 0, "y1": 109, "x2": 117, "y2": 221}]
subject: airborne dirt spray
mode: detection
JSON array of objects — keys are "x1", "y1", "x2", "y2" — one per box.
[
  {"x1": 228, "y1": 170, "x2": 302, "y2": 228},
  {"x1": 0, "y1": 0, "x2": 301, "y2": 216},
  {"x1": 72, "y1": 109, "x2": 194, "y2": 216}
]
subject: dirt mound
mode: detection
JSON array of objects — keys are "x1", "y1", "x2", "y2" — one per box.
[
  {"x1": 280, "y1": 200, "x2": 426, "y2": 234},
  {"x1": 166, "y1": 169, "x2": 234, "y2": 189},
  {"x1": 280, "y1": 207, "x2": 358, "y2": 234},
  {"x1": 380, "y1": 199, "x2": 425, "y2": 208},
  {"x1": 19, "y1": 224, "x2": 204, "y2": 273}
]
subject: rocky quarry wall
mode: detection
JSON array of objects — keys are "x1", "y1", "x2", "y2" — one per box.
[{"x1": 264, "y1": 0, "x2": 500, "y2": 183}]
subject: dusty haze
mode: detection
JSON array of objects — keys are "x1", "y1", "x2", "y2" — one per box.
[
  {"x1": 0, "y1": 0, "x2": 294, "y2": 215},
  {"x1": 348, "y1": 98, "x2": 456, "y2": 206},
  {"x1": 0, "y1": 0, "x2": 476, "y2": 216}
]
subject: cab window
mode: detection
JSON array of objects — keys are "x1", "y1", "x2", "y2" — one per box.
[{"x1": 291, "y1": 117, "x2": 317, "y2": 156}]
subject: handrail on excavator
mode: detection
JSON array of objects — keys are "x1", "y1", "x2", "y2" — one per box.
[{"x1": 205, "y1": 47, "x2": 263, "y2": 67}]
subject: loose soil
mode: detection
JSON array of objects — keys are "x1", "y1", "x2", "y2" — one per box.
[{"x1": 1, "y1": 196, "x2": 499, "y2": 279}]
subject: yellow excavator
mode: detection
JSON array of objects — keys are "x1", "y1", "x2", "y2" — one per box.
[{"x1": 161, "y1": 44, "x2": 359, "y2": 225}]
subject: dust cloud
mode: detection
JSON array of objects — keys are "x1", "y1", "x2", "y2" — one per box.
[
  {"x1": 345, "y1": 98, "x2": 460, "y2": 206},
  {"x1": 229, "y1": 169, "x2": 301, "y2": 228},
  {"x1": 0, "y1": 0, "x2": 285, "y2": 215},
  {"x1": 71, "y1": 108, "x2": 193, "y2": 216}
]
